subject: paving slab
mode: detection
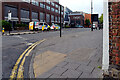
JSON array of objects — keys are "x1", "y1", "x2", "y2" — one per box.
[
  {"x1": 33, "y1": 51, "x2": 66, "y2": 77},
  {"x1": 76, "y1": 64, "x2": 95, "y2": 73},
  {"x1": 48, "y1": 66, "x2": 68, "y2": 76},
  {"x1": 79, "y1": 72, "x2": 93, "y2": 78},
  {"x1": 32, "y1": 30, "x2": 103, "y2": 78},
  {"x1": 56, "y1": 61, "x2": 69, "y2": 68},
  {"x1": 62, "y1": 69, "x2": 82, "y2": 78},
  {"x1": 63, "y1": 62, "x2": 80, "y2": 70}
]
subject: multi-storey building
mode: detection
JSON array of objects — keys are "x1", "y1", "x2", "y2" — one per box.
[
  {"x1": 69, "y1": 11, "x2": 84, "y2": 27},
  {"x1": 64, "y1": 7, "x2": 72, "y2": 25},
  {"x1": 2, "y1": 0, "x2": 64, "y2": 29}
]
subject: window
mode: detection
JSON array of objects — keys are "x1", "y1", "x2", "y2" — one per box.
[
  {"x1": 62, "y1": 7, "x2": 64, "y2": 11},
  {"x1": 39, "y1": 23, "x2": 43, "y2": 25},
  {"x1": 55, "y1": 9, "x2": 58, "y2": 13},
  {"x1": 32, "y1": 0, "x2": 39, "y2": 6},
  {"x1": 46, "y1": 6, "x2": 50, "y2": 10},
  {"x1": 40, "y1": 12, "x2": 45, "y2": 21},
  {"x1": 55, "y1": 4, "x2": 58, "y2": 8},
  {"x1": 32, "y1": 12, "x2": 38, "y2": 19},
  {"x1": 21, "y1": 9, "x2": 29, "y2": 18},
  {"x1": 40, "y1": 3, "x2": 45, "y2": 8},
  {"x1": 44, "y1": 23, "x2": 48, "y2": 25},
  {"x1": 51, "y1": 15, "x2": 54, "y2": 21},
  {"x1": 4, "y1": 5, "x2": 18, "y2": 17},
  {"x1": 22, "y1": 0, "x2": 30, "y2": 3},
  {"x1": 46, "y1": 0, "x2": 50, "y2": 4},
  {"x1": 46, "y1": 14, "x2": 50, "y2": 23},
  {"x1": 51, "y1": 2, "x2": 54, "y2": 6},
  {"x1": 61, "y1": 12, "x2": 63, "y2": 15},
  {"x1": 55, "y1": 16, "x2": 57, "y2": 21},
  {"x1": 51, "y1": 8, "x2": 54, "y2": 12}
]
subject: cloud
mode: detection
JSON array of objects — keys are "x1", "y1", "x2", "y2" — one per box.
[{"x1": 59, "y1": 0, "x2": 103, "y2": 17}]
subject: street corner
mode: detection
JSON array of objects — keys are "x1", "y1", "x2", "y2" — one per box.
[{"x1": 33, "y1": 50, "x2": 67, "y2": 78}]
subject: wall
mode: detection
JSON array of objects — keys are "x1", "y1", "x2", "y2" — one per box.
[{"x1": 109, "y1": 1, "x2": 120, "y2": 67}]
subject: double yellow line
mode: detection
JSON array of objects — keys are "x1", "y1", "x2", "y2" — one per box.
[{"x1": 10, "y1": 39, "x2": 46, "y2": 79}]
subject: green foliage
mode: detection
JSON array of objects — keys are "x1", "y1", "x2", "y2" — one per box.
[
  {"x1": 15, "y1": 24, "x2": 28, "y2": 28},
  {"x1": 85, "y1": 19, "x2": 90, "y2": 27},
  {"x1": 99, "y1": 14, "x2": 103, "y2": 24},
  {"x1": 65, "y1": 25, "x2": 70, "y2": 28},
  {"x1": 0, "y1": 20, "x2": 12, "y2": 30}
]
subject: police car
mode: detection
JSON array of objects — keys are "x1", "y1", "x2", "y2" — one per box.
[
  {"x1": 29, "y1": 22, "x2": 50, "y2": 31},
  {"x1": 50, "y1": 23, "x2": 60, "y2": 30}
]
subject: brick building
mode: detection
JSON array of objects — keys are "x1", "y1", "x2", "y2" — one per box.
[
  {"x1": 109, "y1": 1, "x2": 120, "y2": 68},
  {"x1": 2, "y1": 0, "x2": 64, "y2": 29},
  {"x1": 84, "y1": 13, "x2": 91, "y2": 27},
  {"x1": 69, "y1": 11, "x2": 84, "y2": 27}
]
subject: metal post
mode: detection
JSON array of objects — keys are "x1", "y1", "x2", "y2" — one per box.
[
  {"x1": 91, "y1": 0, "x2": 93, "y2": 31},
  {"x1": 60, "y1": 5, "x2": 62, "y2": 37}
]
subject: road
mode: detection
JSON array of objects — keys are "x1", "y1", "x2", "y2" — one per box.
[{"x1": 2, "y1": 28, "x2": 90, "y2": 78}]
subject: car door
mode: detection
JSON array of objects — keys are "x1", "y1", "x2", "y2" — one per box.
[{"x1": 39, "y1": 23, "x2": 43, "y2": 29}]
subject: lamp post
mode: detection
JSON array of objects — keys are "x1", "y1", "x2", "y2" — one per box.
[
  {"x1": 60, "y1": 5, "x2": 62, "y2": 37},
  {"x1": 91, "y1": 0, "x2": 93, "y2": 31},
  {"x1": 8, "y1": 10, "x2": 12, "y2": 34}
]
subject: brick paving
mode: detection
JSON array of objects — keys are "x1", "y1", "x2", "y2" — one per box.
[{"x1": 33, "y1": 30, "x2": 103, "y2": 78}]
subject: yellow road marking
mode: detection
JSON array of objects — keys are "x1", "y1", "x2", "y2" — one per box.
[
  {"x1": 10, "y1": 39, "x2": 46, "y2": 79},
  {"x1": 17, "y1": 39, "x2": 46, "y2": 78}
]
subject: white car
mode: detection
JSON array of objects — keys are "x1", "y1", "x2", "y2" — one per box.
[
  {"x1": 35, "y1": 22, "x2": 50, "y2": 31},
  {"x1": 93, "y1": 24, "x2": 96, "y2": 29},
  {"x1": 50, "y1": 23, "x2": 60, "y2": 30}
]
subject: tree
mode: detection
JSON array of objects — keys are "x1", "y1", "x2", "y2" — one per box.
[
  {"x1": 99, "y1": 14, "x2": 103, "y2": 24},
  {"x1": 85, "y1": 19, "x2": 90, "y2": 27},
  {"x1": 0, "y1": 20, "x2": 12, "y2": 31}
]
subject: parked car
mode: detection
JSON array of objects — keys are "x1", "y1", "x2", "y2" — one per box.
[
  {"x1": 92, "y1": 24, "x2": 97, "y2": 30},
  {"x1": 38, "y1": 22, "x2": 50, "y2": 31},
  {"x1": 75, "y1": 24, "x2": 84, "y2": 28},
  {"x1": 29, "y1": 22, "x2": 50, "y2": 31},
  {"x1": 50, "y1": 23, "x2": 60, "y2": 30}
]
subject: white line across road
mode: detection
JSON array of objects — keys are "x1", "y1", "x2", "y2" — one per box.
[{"x1": 10, "y1": 39, "x2": 46, "y2": 79}]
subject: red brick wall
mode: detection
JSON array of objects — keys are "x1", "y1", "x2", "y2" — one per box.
[
  {"x1": 84, "y1": 13, "x2": 91, "y2": 24},
  {"x1": 109, "y1": 1, "x2": 120, "y2": 66}
]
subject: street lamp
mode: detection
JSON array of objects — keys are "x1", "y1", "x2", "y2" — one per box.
[
  {"x1": 8, "y1": 10, "x2": 12, "y2": 34},
  {"x1": 91, "y1": 0, "x2": 93, "y2": 31},
  {"x1": 60, "y1": 5, "x2": 62, "y2": 37}
]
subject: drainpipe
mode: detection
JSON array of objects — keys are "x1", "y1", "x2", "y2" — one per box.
[{"x1": 102, "y1": 0, "x2": 109, "y2": 75}]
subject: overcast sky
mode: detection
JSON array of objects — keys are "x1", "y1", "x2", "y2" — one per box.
[{"x1": 59, "y1": 0, "x2": 103, "y2": 17}]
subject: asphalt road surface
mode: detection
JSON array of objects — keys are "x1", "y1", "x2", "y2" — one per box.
[{"x1": 2, "y1": 28, "x2": 91, "y2": 78}]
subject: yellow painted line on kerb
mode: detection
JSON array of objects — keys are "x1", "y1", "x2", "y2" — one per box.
[
  {"x1": 10, "y1": 39, "x2": 46, "y2": 79},
  {"x1": 17, "y1": 39, "x2": 46, "y2": 78}
]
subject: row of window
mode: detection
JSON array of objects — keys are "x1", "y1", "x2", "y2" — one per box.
[{"x1": 4, "y1": 6, "x2": 63, "y2": 22}]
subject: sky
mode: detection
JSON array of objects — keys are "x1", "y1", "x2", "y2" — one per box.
[{"x1": 59, "y1": 0, "x2": 103, "y2": 17}]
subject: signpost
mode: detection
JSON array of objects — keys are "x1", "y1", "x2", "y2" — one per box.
[
  {"x1": 91, "y1": 0, "x2": 93, "y2": 31},
  {"x1": 8, "y1": 10, "x2": 11, "y2": 34},
  {"x1": 60, "y1": 5, "x2": 62, "y2": 37}
]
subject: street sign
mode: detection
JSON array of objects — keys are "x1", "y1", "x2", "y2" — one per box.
[{"x1": 8, "y1": 10, "x2": 12, "y2": 20}]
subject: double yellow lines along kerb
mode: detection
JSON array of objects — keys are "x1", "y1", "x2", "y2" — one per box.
[{"x1": 10, "y1": 39, "x2": 46, "y2": 79}]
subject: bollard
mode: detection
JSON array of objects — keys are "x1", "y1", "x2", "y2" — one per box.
[{"x1": 2, "y1": 27, "x2": 5, "y2": 35}]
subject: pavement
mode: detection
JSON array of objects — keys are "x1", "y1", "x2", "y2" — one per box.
[
  {"x1": 32, "y1": 30, "x2": 103, "y2": 78},
  {"x1": 3, "y1": 30, "x2": 40, "y2": 36},
  {"x1": 2, "y1": 28, "x2": 91, "y2": 78}
]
